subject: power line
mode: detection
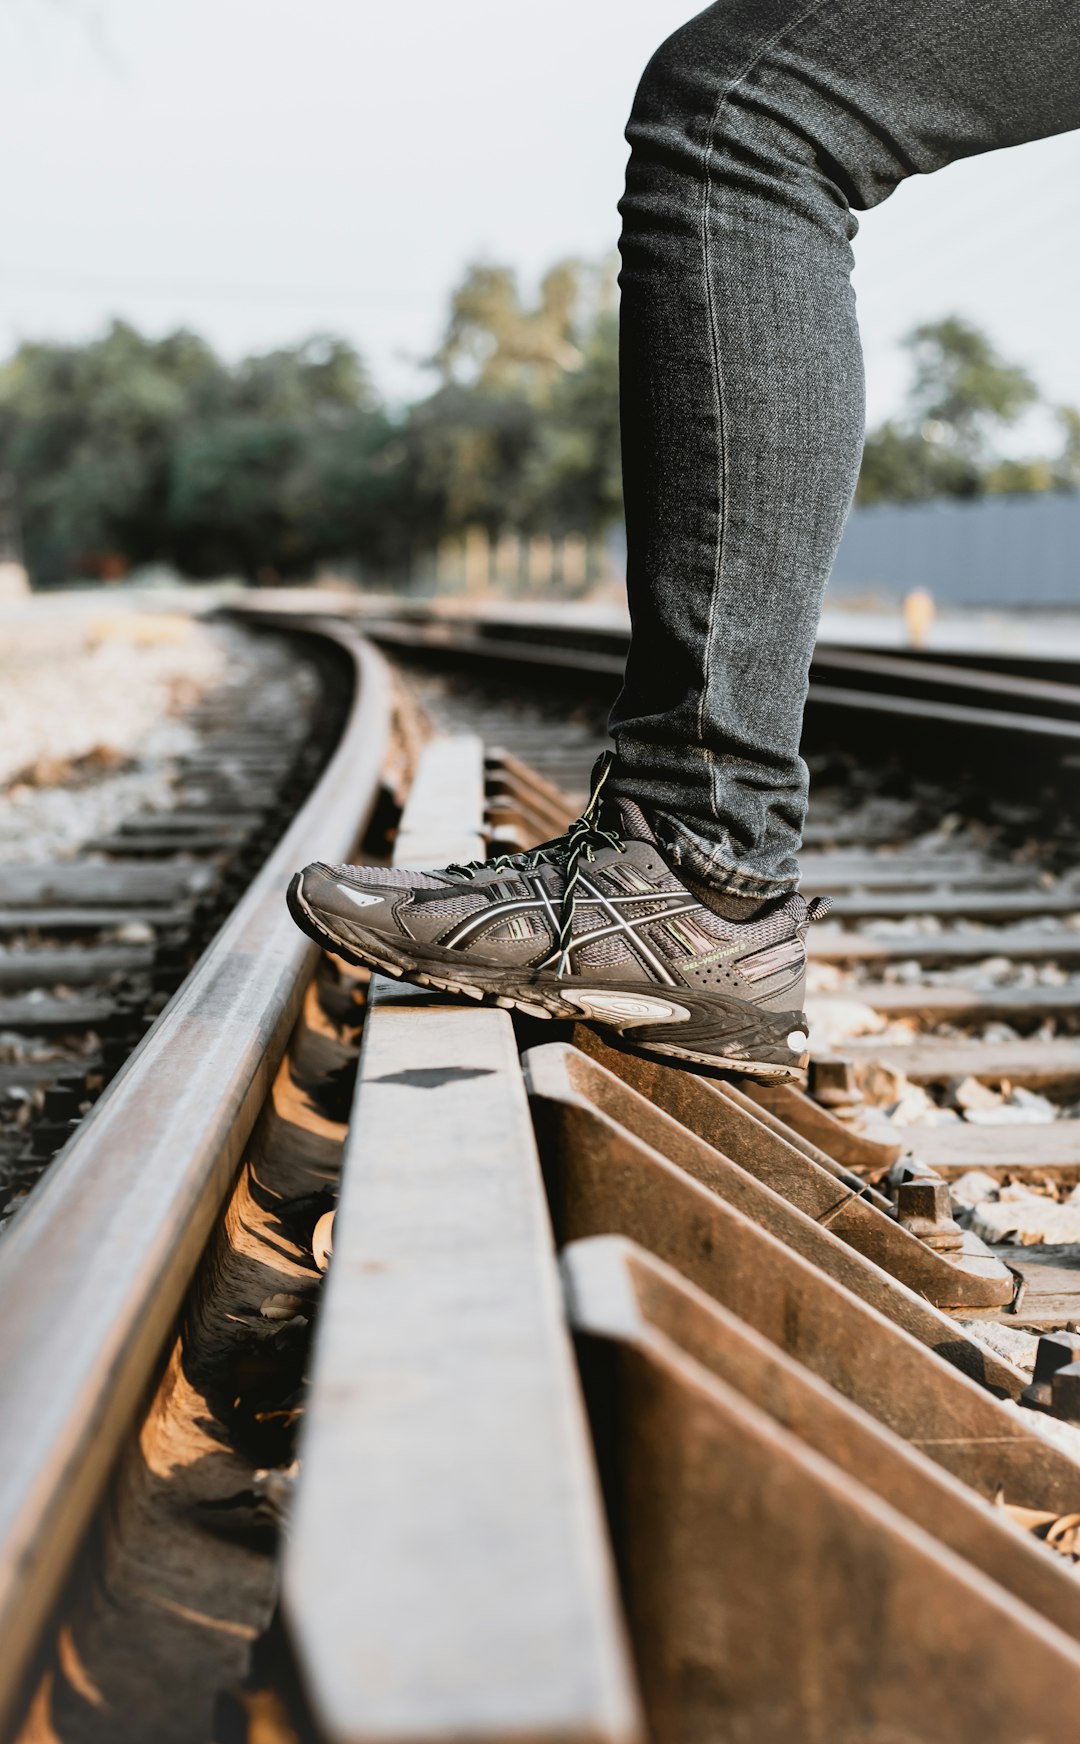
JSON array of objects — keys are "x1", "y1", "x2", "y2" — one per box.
[{"x1": 0, "y1": 264, "x2": 433, "y2": 311}]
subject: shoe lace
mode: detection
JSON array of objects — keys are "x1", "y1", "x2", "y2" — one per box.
[{"x1": 446, "y1": 751, "x2": 624, "y2": 975}]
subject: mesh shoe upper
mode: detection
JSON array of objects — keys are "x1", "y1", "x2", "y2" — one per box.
[{"x1": 302, "y1": 764, "x2": 822, "y2": 1013}]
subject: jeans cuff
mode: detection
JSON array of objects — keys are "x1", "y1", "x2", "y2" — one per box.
[{"x1": 654, "y1": 813, "x2": 799, "y2": 901}]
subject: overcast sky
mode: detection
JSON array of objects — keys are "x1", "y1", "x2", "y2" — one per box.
[{"x1": 2, "y1": 0, "x2": 1078, "y2": 436}]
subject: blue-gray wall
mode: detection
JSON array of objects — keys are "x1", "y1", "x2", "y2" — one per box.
[
  {"x1": 828, "y1": 491, "x2": 1080, "y2": 607},
  {"x1": 606, "y1": 491, "x2": 1079, "y2": 607}
]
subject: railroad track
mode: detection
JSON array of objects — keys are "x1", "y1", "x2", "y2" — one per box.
[
  {"x1": 0, "y1": 619, "x2": 356, "y2": 1223},
  {"x1": 2, "y1": 597, "x2": 1080, "y2": 1741}
]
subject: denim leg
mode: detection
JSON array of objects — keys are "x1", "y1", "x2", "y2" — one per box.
[{"x1": 608, "y1": 0, "x2": 1080, "y2": 899}]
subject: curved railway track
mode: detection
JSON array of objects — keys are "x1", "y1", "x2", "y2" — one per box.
[
  {"x1": 2, "y1": 596, "x2": 1080, "y2": 1743},
  {"x1": 0, "y1": 611, "x2": 391, "y2": 1737}
]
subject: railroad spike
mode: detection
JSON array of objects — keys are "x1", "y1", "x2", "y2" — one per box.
[
  {"x1": 1020, "y1": 1332, "x2": 1080, "y2": 1413},
  {"x1": 1050, "y1": 1358, "x2": 1080, "y2": 1426},
  {"x1": 895, "y1": 1177, "x2": 965, "y2": 1251}
]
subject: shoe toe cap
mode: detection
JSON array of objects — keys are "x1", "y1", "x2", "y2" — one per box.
[{"x1": 296, "y1": 863, "x2": 398, "y2": 929}]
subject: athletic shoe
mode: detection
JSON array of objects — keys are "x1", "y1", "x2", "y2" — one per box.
[{"x1": 287, "y1": 755, "x2": 827, "y2": 1078}]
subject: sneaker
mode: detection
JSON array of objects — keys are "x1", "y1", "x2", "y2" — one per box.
[{"x1": 287, "y1": 754, "x2": 826, "y2": 1079}]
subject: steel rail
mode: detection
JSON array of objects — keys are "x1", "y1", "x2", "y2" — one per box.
[
  {"x1": 282, "y1": 735, "x2": 640, "y2": 1743},
  {"x1": 364, "y1": 616, "x2": 626, "y2": 678},
  {"x1": 365, "y1": 608, "x2": 1080, "y2": 695},
  {"x1": 808, "y1": 646, "x2": 1080, "y2": 717},
  {"x1": 0, "y1": 617, "x2": 391, "y2": 1730},
  {"x1": 362, "y1": 616, "x2": 1080, "y2": 739},
  {"x1": 806, "y1": 681, "x2": 1080, "y2": 742}
]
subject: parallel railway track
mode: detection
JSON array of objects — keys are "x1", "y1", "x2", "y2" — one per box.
[
  {"x1": 2, "y1": 596, "x2": 1080, "y2": 1741},
  {"x1": 0, "y1": 621, "x2": 354, "y2": 1222}
]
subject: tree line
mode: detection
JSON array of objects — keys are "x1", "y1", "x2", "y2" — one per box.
[{"x1": 0, "y1": 258, "x2": 1075, "y2": 587}]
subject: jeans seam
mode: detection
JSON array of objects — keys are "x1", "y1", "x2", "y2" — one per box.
[{"x1": 697, "y1": 0, "x2": 841, "y2": 825}]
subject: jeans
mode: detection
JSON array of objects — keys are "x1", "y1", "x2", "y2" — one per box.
[{"x1": 607, "y1": 0, "x2": 1080, "y2": 902}]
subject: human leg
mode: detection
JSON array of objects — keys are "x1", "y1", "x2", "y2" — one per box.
[
  {"x1": 288, "y1": 1, "x2": 1080, "y2": 1073},
  {"x1": 609, "y1": 0, "x2": 1080, "y2": 903}
]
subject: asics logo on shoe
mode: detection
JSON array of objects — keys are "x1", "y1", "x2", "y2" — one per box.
[{"x1": 336, "y1": 883, "x2": 385, "y2": 909}]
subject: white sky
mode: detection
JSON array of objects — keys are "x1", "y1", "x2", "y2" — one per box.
[{"x1": 1, "y1": 0, "x2": 1078, "y2": 439}]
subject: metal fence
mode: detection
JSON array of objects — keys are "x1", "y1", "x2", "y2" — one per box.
[
  {"x1": 828, "y1": 490, "x2": 1080, "y2": 607},
  {"x1": 603, "y1": 491, "x2": 1079, "y2": 608}
]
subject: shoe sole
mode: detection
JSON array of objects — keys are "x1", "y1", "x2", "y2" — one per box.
[{"x1": 287, "y1": 872, "x2": 808, "y2": 1082}]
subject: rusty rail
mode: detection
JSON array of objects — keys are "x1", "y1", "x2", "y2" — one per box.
[{"x1": 0, "y1": 617, "x2": 391, "y2": 1730}]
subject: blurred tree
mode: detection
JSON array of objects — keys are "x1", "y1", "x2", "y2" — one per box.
[
  {"x1": 521, "y1": 306, "x2": 621, "y2": 535},
  {"x1": 415, "y1": 255, "x2": 620, "y2": 543},
  {"x1": 0, "y1": 321, "x2": 226, "y2": 580},
  {"x1": 399, "y1": 385, "x2": 538, "y2": 542},
  {"x1": 984, "y1": 455, "x2": 1056, "y2": 494},
  {"x1": 433, "y1": 261, "x2": 585, "y2": 397},
  {"x1": 0, "y1": 324, "x2": 395, "y2": 583},
  {"x1": 1052, "y1": 406, "x2": 1080, "y2": 491},
  {"x1": 164, "y1": 336, "x2": 392, "y2": 578},
  {"x1": 857, "y1": 419, "x2": 977, "y2": 502},
  {"x1": 906, "y1": 316, "x2": 1038, "y2": 461},
  {"x1": 857, "y1": 317, "x2": 1044, "y2": 504},
  {"x1": 230, "y1": 334, "x2": 374, "y2": 421},
  {"x1": 2, "y1": 290, "x2": 1074, "y2": 591}
]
